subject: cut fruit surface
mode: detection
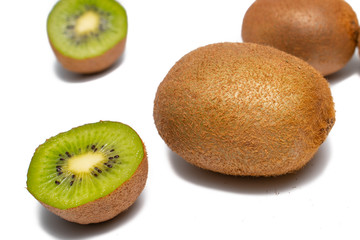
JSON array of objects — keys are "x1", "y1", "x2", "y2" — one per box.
[{"x1": 27, "y1": 121, "x2": 145, "y2": 210}]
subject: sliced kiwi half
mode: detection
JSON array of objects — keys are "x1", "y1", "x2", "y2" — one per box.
[
  {"x1": 27, "y1": 121, "x2": 147, "y2": 224},
  {"x1": 47, "y1": 0, "x2": 127, "y2": 74}
]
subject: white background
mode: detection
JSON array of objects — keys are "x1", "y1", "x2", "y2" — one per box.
[{"x1": 1, "y1": 0, "x2": 360, "y2": 239}]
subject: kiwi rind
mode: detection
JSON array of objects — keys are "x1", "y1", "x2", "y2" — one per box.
[
  {"x1": 47, "y1": 0, "x2": 128, "y2": 74},
  {"x1": 241, "y1": 0, "x2": 359, "y2": 76},
  {"x1": 27, "y1": 121, "x2": 147, "y2": 224},
  {"x1": 50, "y1": 38, "x2": 126, "y2": 74},
  {"x1": 153, "y1": 42, "x2": 335, "y2": 176}
]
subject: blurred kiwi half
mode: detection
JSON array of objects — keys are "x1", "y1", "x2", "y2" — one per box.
[{"x1": 47, "y1": 0, "x2": 127, "y2": 74}]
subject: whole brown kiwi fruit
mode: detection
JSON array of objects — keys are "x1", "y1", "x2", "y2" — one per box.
[
  {"x1": 153, "y1": 42, "x2": 335, "y2": 176},
  {"x1": 241, "y1": 0, "x2": 359, "y2": 76}
]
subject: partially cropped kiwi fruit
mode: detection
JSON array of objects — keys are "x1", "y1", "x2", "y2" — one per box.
[
  {"x1": 47, "y1": 0, "x2": 127, "y2": 74},
  {"x1": 27, "y1": 121, "x2": 147, "y2": 224},
  {"x1": 241, "y1": 0, "x2": 359, "y2": 76},
  {"x1": 154, "y1": 42, "x2": 335, "y2": 176}
]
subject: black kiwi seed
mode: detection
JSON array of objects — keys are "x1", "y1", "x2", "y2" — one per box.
[
  {"x1": 70, "y1": 181, "x2": 74, "y2": 186},
  {"x1": 55, "y1": 180, "x2": 60, "y2": 185},
  {"x1": 56, "y1": 165, "x2": 63, "y2": 175},
  {"x1": 66, "y1": 152, "x2": 71, "y2": 158}
]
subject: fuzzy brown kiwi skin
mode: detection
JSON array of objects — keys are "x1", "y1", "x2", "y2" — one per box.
[
  {"x1": 153, "y1": 42, "x2": 335, "y2": 177},
  {"x1": 37, "y1": 144, "x2": 147, "y2": 225},
  {"x1": 50, "y1": 38, "x2": 126, "y2": 74},
  {"x1": 358, "y1": 33, "x2": 360, "y2": 58},
  {"x1": 241, "y1": 0, "x2": 359, "y2": 76}
]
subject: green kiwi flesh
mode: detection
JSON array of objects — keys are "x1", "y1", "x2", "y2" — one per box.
[
  {"x1": 27, "y1": 121, "x2": 145, "y2": 210},
  {"x1": 47, "y1": 0, "x2": 127, "y2": 60}
]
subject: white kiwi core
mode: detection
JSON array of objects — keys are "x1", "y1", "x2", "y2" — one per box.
[
  {"x1": 67, "y1": 152, "x2": 105, "y2": 173},
  {"x1": 75, "y1": 11, "x2": 100, "y2": 35}
]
